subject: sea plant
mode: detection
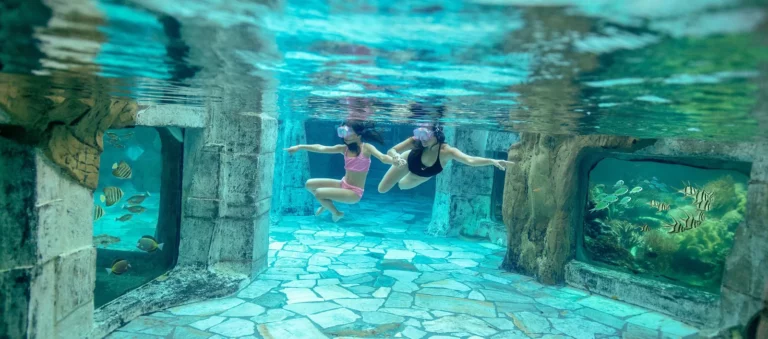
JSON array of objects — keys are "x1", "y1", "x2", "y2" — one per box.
[
  {"x1": 608, "y1": 219, "x2": 643, "y2": 250},
  {"x1": 701, "y1": 175, "x2": 743, "y2": 215}
]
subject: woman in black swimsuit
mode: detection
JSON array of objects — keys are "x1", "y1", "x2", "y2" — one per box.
[{"x1": 377, "y1": 123, "x2": 513, "y2": 193}]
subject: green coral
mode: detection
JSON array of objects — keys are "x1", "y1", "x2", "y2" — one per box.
[
  {"x1": 607, "y1": 219, "x2": 643, "y2": 249},
  {"x1": 672, "y1": 218, "x2": 734, "y2": 282},
  {"x1": 701, "y1": 175, "x2": 742, "y2": 216}
]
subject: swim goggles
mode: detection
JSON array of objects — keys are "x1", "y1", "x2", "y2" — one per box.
[
  {"x1": 337, "y1": 125, "x2": 352, "y2": 138},
  {"x1": 413, "y1": 127, "x2": 434, "y2": 141}
]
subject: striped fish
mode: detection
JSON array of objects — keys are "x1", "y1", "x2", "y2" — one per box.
[
  {"x1": 677, "y1": 181, "x2": 698, "y2": 197},
  {"x1": 696, "y1": 198, "x2": 713, "y2": 212},
  {"x1": 112, "y1": 161, "x2": 132, "y2": 179},
  {"x1": 695, "y1": 210, "x2": 707, "y2": 222},
  {"x1": 100, "y1": 186, "x2": 124, "y2": 207},
  {"x1": 93, "y1": 205, "x2": 105, "y2": 221},
  {"x1": 681, "y1": 211, "x2": 697, "y2": 231},
  {"x1": 640, "y1": 224, "x2": 650, "y2": 232},
  {"x1": 664, "y1": 218, "x2": 687, "y2": 234}
]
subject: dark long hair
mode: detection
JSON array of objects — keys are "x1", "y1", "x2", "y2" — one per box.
[{"x1": 341, "y1": 119, "x2": 384, "y2": 153}]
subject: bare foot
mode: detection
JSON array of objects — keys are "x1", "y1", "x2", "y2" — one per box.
[
  {"x1": 315, "y1": 206, "x2": 325, "y2": 216},
  {"x1": 332, "y1": 212, "x2": 344, "y2": 222}
]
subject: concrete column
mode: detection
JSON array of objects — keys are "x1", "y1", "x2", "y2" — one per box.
[
  {"x1": 272, "y1": 119, "x2": 314, "y2": 218},
  {"x1": 179, "y1": 108, "x2": 277, "y2": 278},
  {"x1": 1, "y1": 138, "x2": 95, "y2": 339}
]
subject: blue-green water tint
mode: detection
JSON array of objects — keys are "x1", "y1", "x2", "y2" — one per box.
[
  {"x1": 1, "y1": 0, "x2": 766, "y2": 140},
  {"x1": 583, "y1": 158, "x2": 749, "y2": 294},
  {"x1": 93, "y1": 127, "x2": 174, "y2": 307}
]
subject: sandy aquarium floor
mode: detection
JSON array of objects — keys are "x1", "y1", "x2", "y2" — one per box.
[{"x1": 108, "y1": 196, "x2": 700, "y2": 339}]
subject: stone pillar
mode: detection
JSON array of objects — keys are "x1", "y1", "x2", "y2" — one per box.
[
  {"x1": 179, "y1": 109, "x2": 277, "y2": 278},
  {"x1": 0, "y1": 138, "x2": 95, "y2": 339},
  {"x1": 271, "y1": 119, "x2": 313, "y2": 219}
]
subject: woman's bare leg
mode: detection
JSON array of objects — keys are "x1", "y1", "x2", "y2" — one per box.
[
  {"x1": 305, "y1": 179, "x2": 341, "y2": 215},
  {"x1": 314, "y1": 188, "x2": 361, "y2": 222},
  {"x1": 397, "y1": 173, "x2": 432, "y2": 190},
  {"x1": 378, "y1": 150, "x2": 412, "y2": 193}
]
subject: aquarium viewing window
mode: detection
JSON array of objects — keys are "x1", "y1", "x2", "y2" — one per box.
[
  {"x1": 93, "y1": 127, "x2": 182, "y2": 307},
  {"x1": 582, "y1": 158, "x2": 748, "y2": 294}
]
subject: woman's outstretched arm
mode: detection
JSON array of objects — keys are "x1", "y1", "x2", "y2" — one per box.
[
  {"x1": 386, "y1": 137, "x2": 416, "y2": 166},
  {"x1": 285, "y1": 144, "x2": 346, "y2": 154},
  {"x1": 364, "y1": 144, "x2": 394, "y2": 164},
  {"x1": 445, "y1": 145, "x2": 514, "y2": 170}
]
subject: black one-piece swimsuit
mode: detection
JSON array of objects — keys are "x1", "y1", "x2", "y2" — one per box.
[{"x1": 407, "y1": 146, "x2": 443, "y2": 177}]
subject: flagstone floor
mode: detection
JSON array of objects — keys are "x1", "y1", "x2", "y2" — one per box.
[{"x1": 108, "y1": 197, "x2": 700, "y2": 339}]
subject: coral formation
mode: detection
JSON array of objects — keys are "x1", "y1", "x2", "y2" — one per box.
[
  {"x1": 701, "y1": 175, "x2": 743, "y2": 215},
  {"x1": 608, "y1": 219, "x2": 643, "y2": 249}
]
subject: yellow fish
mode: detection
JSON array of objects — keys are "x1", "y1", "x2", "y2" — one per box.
[
  {"x1": 106, "y1": 259, "x2": 131, "y2": 275},
  {"x1": 112, "y1": 161, "x2": 132, "y2": 179},
  {"x1": 101, "y1": 186, "x2": 124, "y2": 207},
  {"x1": 136, "y1": 235, "x2": 164, "y2": 252},
  {"x1": 93, "y1": 205, "x2": 105, "y2": 221},
  {"x1": 116, "y1": 214, "x2": 133, "y2": 222}
]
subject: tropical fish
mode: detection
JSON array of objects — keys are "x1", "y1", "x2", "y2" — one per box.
[
  {"x1": 640, "y1": 224, "x2": 650, "y2": 232},
  {"x1": 614, "y1": 180, "x2": 624, "y2": 187},
  {"x1": 106, "y1": 259, "x2": 131, "y2": 275},
  {"x1": 676, "y1": 181, "x2": 698, "y2": 197},
  {"x1": 596, "y1": 193, "x2": 609, "y2": 201},
  {"x1": 93, "y1": 234, "x2": 120, "y2": 248},
  {"x1": 532, "y1": 188, "x2": 542, "y2": 193},
  {"x1": 123, "y1": 205, "x2": 146, "y2": 214},
  {"x1": 614, "y1": 187, "x2": 629, "y2": 196},
  {"x1": 681, "y1": 211, "x2": 701, "y2": 231},
  {"x1": 589, "y1": 201, "x2": 610, "y2": 213},
  {"x1": 100, "y1": 187, "x2": 124, "y2": 207},
  {"x1": 93, "y1": 205, "x2": 105, "y2": 221},
  {"x1": 604, "y1": 195, "x2": 619, "y2": 203},
  {"x1": 112, "y1": 161, "x2": 132, "y2": 179},
  {"x1": 116, "y1": 214, "x2": 133, "y2": 222},
  {"x1": 629, "y1": 186, "x2": 643, "y2": 194},
  {"x1": 137, "y1": 235, "x2": 164, "y2": 252},
  {"x1": 619, "y1": 196, "x2": 631, "y2": 206},
  {"x1": 695, "y1": 210, "x2": 707, "y2": 222},
  {"x1": 663, "y1": 218, "x2": 687, "y2": 234},
  {"x1": 647, "y1": 200, "x2": 670, "y2": 212},
  {"x1": 126, "y1": 192, "x2": 151, "y2": 205}
]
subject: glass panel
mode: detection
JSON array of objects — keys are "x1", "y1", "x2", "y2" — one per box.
[
  {"x1": 583, "y1": 158, "x2": 747, "y2": 294},
  {"x1": 93, "y1": 127, "x2": 180, "y2": 308}
]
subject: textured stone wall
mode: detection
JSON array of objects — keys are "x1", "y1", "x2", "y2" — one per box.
[
  {"x1": 427, "y1": 128, "x2": 517, "y2": 238},
  {"x1": 0, "y1": 138, "x2": 96, "y2": 338},
  {"x1": 271, "y1": 119, "x2": 313, "y2": 218}
]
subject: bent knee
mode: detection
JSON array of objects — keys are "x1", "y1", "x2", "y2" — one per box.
[
  {"x1": 377, "y1": 183, "x2": 392, "y2": 194},
  {"x1": 397, "y1": 182, "x2": 413, "y2": 190}
]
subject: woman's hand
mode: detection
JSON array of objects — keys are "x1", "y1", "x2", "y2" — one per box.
[
  {"x1": 492, "y1": 159, "x2": 514, "y2": 170},
  {"x1": 284, "y1": 146, "x2": 300, "y2": 154},
  {"x1": 393, "y1": 154, "x2": 407, "y2": 167}
]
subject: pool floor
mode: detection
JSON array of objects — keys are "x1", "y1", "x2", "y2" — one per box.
[{"x1": 107, "y1": 197, "x2": 700, "y2": 339}]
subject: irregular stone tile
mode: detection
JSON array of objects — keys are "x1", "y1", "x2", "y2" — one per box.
[
  {"x1": 448, "y1": 259, "x2": 479, "y2": 268},
  {"x1": 431, "y1": 311, "x2": 453, "y2": 317},
  {"x1": 429, "y1": 263, "x2": 464, "y2": 271},
  {"x1": 316, "y1": 231, "x2": 346, "y2": 237},
  {"x1": 220, "y1": 302, "x2": 266, "y2": 317},
  {"x1": 414, "y1": 272, "x2": 451, "y2": 284},
  {"x1": 283, "y1": 244, "x2": 309, "y2": 252},
  {"x1": 252, "y1": 292, "x2": 287, "y2": 308},
  {"x1": 422, "y1": 280, "x2": 471, "y2": 291},
  {"x1": 308, "y1": 308, "x2": 361, "y2": 329},
  {"x1": 402, "y1": 326, "x2": 427, "y2": 339},
  {"x1": 384, "y1": 270, "x2": 421, "y2": 282},
  {"x1": 310, "y1": 246, "x2": 345, "y2": 255},
  {"x1": 479, "y1": 289, "x2": 534, "y2": 303},
  {"x1": 349, "y1": 285, "x2": 377, "y2": 294},
  {"x1": 573, "y1": 308, "x2": 625, "y2": 330},
  {"x1": 626, "y1": 312, "x2": 698, "y2": 336},
  {"x1": 535, "y1": 304, "x2": 560, "y2": 317},
  {"x1": 251, "y1": 309, "x2": 295, "y2": 323},
  {"x1": 513, "y1": 281, "x2": 544, "y2": 292},
  {"x1": 148, "y1": 312, "x2": 174, "y2": 318},
  {"x1": 335, "y1": 298, "x2": 385, "y2": 312},
  {"x1": 281, "y1": 288, "x2": 324, "y2": 304},
  {"x1": 490, "y1": 330, "x2": 528, "y2": 339},
  {"x1": 385, "y1": 292, "x2": 413, "y2": 308},
  {"x1": 315, "y1": 285, "x2": 359, "y2": 300},
  {"x1": 534, "y1": 297, "x2": 582, "y2": 310},
  {"x1": 380, "y1": 259, "x2": 420, "y2": 271},
  {"x1": 414, "y1": 294, "x2": 496, "y2": 317},
  {"x1": 317, "y1": 278, "x2": 341, "y2": 286},
  {"x1": 404, "y1": 319, "x2": 422, "y2": 328},
  {"x1": 119, "y1": 317, "x2": 169, "y2": 333},
  {"x1": 189, "y1": 316, "x2": 226, "y2": 331},
  {"x1": 273, "y1": 258, "x2": 308, "y2": 268},
  {"x1": 169, "y1": 298, "x2": 244, "y2": 316},
  {"x1": 341, "y1": 273, "x2": 375, "y2": 284},
  {"x1": 339, "y1": 255, "x2": 379, "y2": 264},
  {"x1": 283, "y1": 279, "x2": 316, "y2": 288},
  {"x1": 260, "y1": 274, "x2": 298, "y2": 280},
  {"x1": 549, "y1": 317, "x2": 615, "y2": 339},
  {"x1": 483, "y1": 317, "x2": 517, "y2": 331},
  {"x1": 257, "y1": 318, "x2": 329, "y2": 339},
  {"x1": 171, "y1": 326, "x2": 212, "y2": 339},
  {"x1": 448, "y1": 252, "x2": 485, "y2": 260},
  {"x1": 393, "y1": 281, "x2": 419, "y2": 293},
  {"x1": 308, "y1": 254, "x2": 332, "y2": 267},
  {"x1": 361, "y1": 311, "x2": 406, "y2": 325},
  {"x1": 300, "y1": 274, "x2": 321, "y2": 280},
  {"x1": 577, "y1": 296, "x2": 647, "y2": 318},
  {"x1": 373, "y1": 287, "x2": 391, "y2": 298},
  {"x1": 384, "y1": 250, "x2": 416, "y2": 261},
  {"x1": 308, "y1": 265, "x2": 329, "y2": 273},
  {"x1": 166, "y1": 316, "x2": 207, "y2": 326},
  {"x1": 283, "y1": 301, "x2": 341, "y2": 315},
  {"x1": 374, "y1": 275, "x2": 396, "y2": 287},
  {"x1": 404, "y1": 240, "x2": 433, "y2": 250},
  {"x1": 278, "y1": 251, "x2": 313, "y2": 259},
  {"x1": 334, "y1": 268, "x2": 379, "y2": 276},
  {"x1": 269, "y1": 241, "x2": 286, "y2": 250},
  {"x1": 508, "y1": 312, "x2": 550, "y2": 335},
  {"x1": 418, "y1": 288, "x2": 466, "y2": 298},
  {"x1": 414, "y1": 264, "x2": 436, "y2": 272},
  {"x1": 380, "y1": 308, "x2": 434, "y2": 320},
  {"x1": 623, "y1": 323, "x2": 660, "y2": 339},
  {"x1": 106, "y1": 332, "x2": 163, "y2": 339},
  {"x1": 494, "y1": 303, "x2": 538, "y2": 314},
  {"x1": 422, "y1": 314, "x2": 498, "y2": 337},
  {"x1": 468, "y1": 291, "x2": 485, "y2": 301},
  {"x1": 139, "y1": 324, "x2": 175, "y2": 336},
  {"x1": 208, "y1": 318, "x2": 255, "y2": 337}
]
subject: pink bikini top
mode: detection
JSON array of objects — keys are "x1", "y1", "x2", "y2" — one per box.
[{"x1": 344, "y1": 147, "x2": 371, "y2": 172}]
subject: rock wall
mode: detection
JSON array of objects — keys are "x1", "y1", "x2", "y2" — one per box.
[{"x1": 0, "y1": 138, "x2": 96, "y2": 338}]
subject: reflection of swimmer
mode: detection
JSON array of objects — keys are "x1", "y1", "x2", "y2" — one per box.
[
  {"x1": 378, "y1": 122, "x2": 513, "y2": 193},
  {"x1": 285, "y1": 120, "x2": 394, "y2": 222}
]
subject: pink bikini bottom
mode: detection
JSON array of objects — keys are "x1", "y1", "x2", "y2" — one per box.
[{"x1": 341, "y1": 177, "x2": 364, "y2": 198}]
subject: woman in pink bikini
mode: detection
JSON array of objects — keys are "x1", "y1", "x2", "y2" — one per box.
[{"x1": 285, "y1": 120, "x2": 394, "y2": 222}]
